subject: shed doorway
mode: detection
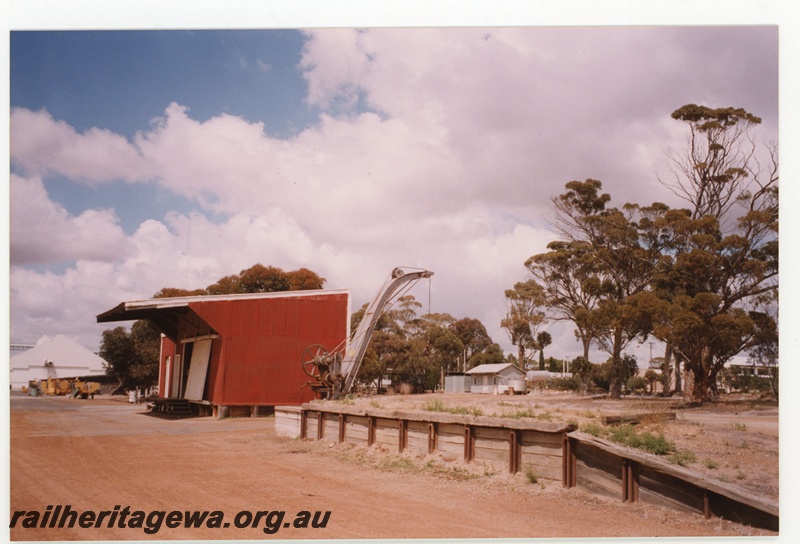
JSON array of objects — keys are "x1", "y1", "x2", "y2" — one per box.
[
  {"x1": 183, "y1": 338, "x2": 212, "y2": 401},
  {"x1": 170, "y1": 355, "x2": 181, "y2": 398}
]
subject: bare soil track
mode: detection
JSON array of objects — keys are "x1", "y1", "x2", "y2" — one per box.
[{"x1": 9, "y1": 392, "x2": 778, "y2": 540}]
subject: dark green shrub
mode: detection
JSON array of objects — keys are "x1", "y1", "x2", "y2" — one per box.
[
  {"x1": 634, "y1": 432, "x2": 675, "y2": 455},
  {"x1": 626, "y1": 375, "x2": 648, "y2": 393},
  {"x1": 550, "y1": 375, "x2": 580, "y2": 391}
]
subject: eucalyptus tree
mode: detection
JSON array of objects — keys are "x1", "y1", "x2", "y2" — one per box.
[
  {"x1": 528, "y1": 179, "x2": 669, "y2": 397},
  {"x1": 350, "y1": 300, "x2": 407, "y2": 391},
  {"x1": 501, "y1": 279, "x2": 548, "y2": 369},
  {"x1": 99, "y1": 320, "x2": 161, "y2": 391},
  {"x1": 392, "y1": 306, "x2": 464, "y2": 392},
  {"x1": 417, "y1": 314, "x2": 465, "y2": 389},
  {"x1": 630, "y1": 104, "x2": 779, "y2": 404},
  {"x1": 467, "y1": 343, "x2": 507, "y2": 368},
  {"x1": 351, "y1": 296, "x2": 473, "y2": 392},
  {"x1": 748, "y1": 294, "x2": 778, "y2": 400},
  {"x1": 205, "y1": 263, "x2": 325, "y2": 294},
  {"x1": 663, "y1": 105, "x2": 769, "y2": 222},
  {"x1": 532, "y1": 331, "x2": 552, "y2": 370},
  {"x1": 525, "y1": 239, "x2": 600, "y2": 361},
  {"x1": 450, "y1": 317, "x2": 492, "y2": 371}
]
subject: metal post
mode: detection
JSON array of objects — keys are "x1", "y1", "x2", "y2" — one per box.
[
  {"x1": 367, "y1": 416, "x2": 375, "y2": 446},
  {"x1": 509, "y1": 430, "x2": 520, "y2": 474},
  {"x1": 621, "y1": 461, "x2": 629, "y2": 502},
  {"x1": 464, "y1": 425, "x2": 474, "y2": 462},
  {"x1": 428, "y1": 423, "x2": 437, "y2": 454},
  {"x1": 570, "y1": 439, "x2": 577, "y2": 488},
  {"x1": 399, "y1": 420, "x2": 407, "y2": 453}
]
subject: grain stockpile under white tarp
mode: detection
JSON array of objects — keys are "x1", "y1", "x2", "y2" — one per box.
[{"x1": 9, "y1": 335, "x2": 108, "y2": 390}]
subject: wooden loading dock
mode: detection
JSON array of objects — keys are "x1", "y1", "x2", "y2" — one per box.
[{"x1": 276, "y1": 404, "x2": 778, "y2": 531}]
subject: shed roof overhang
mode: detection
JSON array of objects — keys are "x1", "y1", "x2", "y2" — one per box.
[{"x1": 97, "y1": 299, "x2": 206, "y2": 342}]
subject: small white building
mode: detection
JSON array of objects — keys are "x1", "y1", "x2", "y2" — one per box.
[
  {"x1": 466, "y1": 363, "x2": 527, "y2": 394},
  {"x1": 9, "y1": 335, "x2": 108, "y2": 390}
]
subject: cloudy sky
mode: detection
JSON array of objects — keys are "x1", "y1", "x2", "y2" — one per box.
[{"x1": 5, "y1": 3, "x2": 783, "y2": 366}]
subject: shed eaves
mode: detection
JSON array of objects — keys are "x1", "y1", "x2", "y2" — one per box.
[{"x1": 97, "y1": 289, "x2": 350, "y2": 323}]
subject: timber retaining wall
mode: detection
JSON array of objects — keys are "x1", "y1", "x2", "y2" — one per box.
[
  {"x1": 277, "y1": 403, "x2": 571, "y2": 478},
  {"x1": 275, "y1": 404, "x2": 778, "y2": 531},
  {"x1": 565, "y1": 431, "x2": 778, "y2": 531}
]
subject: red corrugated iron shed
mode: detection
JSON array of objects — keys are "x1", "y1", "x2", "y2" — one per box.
[{"x1": 97, "y1": 290, "x2": 350, "y2": 410}]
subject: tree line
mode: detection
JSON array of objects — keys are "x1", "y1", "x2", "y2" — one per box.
[{"x1": 502, "y1": 104, "x2": 778, "y2": 404}]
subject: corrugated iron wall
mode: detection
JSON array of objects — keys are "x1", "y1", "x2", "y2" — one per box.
[{"x1": 189, "y1": 293, "x2": 349, "y2": 406}]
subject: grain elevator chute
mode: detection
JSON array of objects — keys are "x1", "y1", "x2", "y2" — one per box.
[{"x1": 302, "y1": 267, "x2": 433, "y2": 400}]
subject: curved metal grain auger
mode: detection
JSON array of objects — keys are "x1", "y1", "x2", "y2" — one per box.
[{"x1": 302, "y1": 267, "x2": 433, "y2": 400}]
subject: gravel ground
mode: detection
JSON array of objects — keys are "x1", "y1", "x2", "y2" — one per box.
[{"x1": 8, "y1": 392, "x2": 779, "y2": 540}]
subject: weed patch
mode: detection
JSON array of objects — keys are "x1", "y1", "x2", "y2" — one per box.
[
  {"x1": 581, "y1": 422, "x2": 605, "y2": 437},
  {"x1": 581, "y1": 423, "x2": 676, "y2": 456},
  {"x1": 499, "y1": 408, "x2": 537, "y2": 420},
  {"x1": 608, "y1": 425, "x2": 675, "y2": 455},
  {"x1": 423, "y1": 460, "x2": 480, "y2": 481},
  {"x1": 703, "y1": 458, "x2": 719, "y2": 470},
  {"x1": 423, "y1": 400, "x2": 484, "y2": 417},
  {"x1": 380, "y1": 456, "x2": 418, "y2": 473},
  {"x1": 668, "y1": 450, "x2": 697, "y2": 466},
  {"x1": 523, "y1": 464, "x2": 538, "y2": 484}
]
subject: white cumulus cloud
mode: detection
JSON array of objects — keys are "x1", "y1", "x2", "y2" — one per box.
[
  {"x1": 10, "y1": 108, "x2": 153, "y2": 184},
  {"x1": 10, "y1": 174, "x2": 134, "y2": 265}
]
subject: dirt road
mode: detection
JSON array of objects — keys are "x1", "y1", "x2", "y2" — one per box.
[{"x1": 9, "y1": 394, "x2": 774, "y2": 540}]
